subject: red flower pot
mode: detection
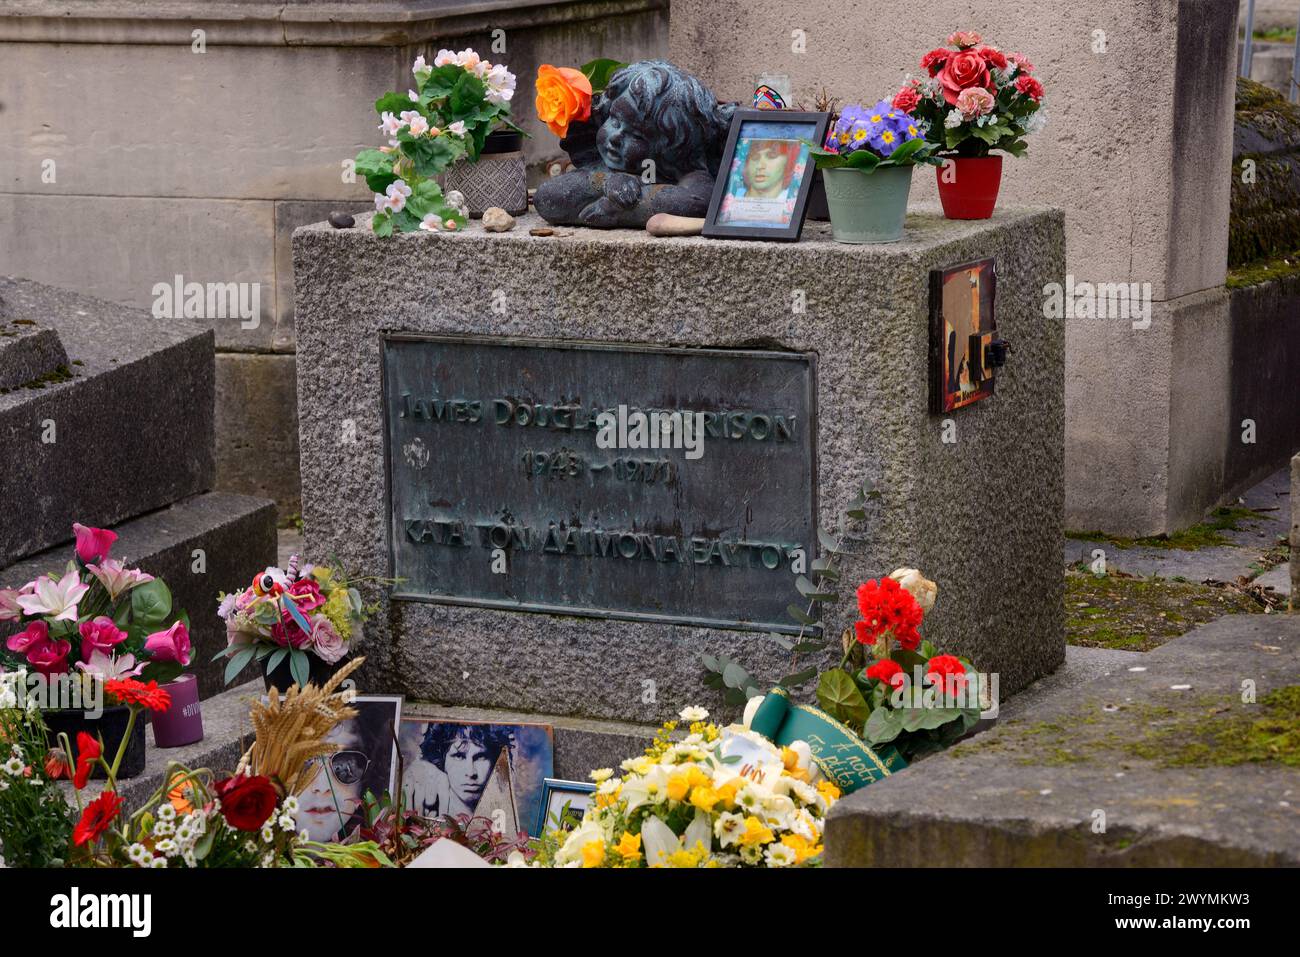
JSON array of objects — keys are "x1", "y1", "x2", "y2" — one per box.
[{"x1": 936, "y1": 155, "x2": 1003, "y2": 220}]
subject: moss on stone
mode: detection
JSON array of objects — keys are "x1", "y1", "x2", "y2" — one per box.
[
  {"x1": 1068, "y1": 506, "x2": 1266, "y2": 551},
  {"x1": 1230, "y1": 78, "x2": 1300, "y2": 268},
  {"x1": 1227, "y1": 250, "x2": 1300, "y2": 288},
  {"x1": 0, "y1": 363, "x2": 77, "y2": 395},
  {"x1": 1126, "y1": 687, "x2": 1300, "y2": 768},
  {"x1": 1066, "y1": 571, "x2": 1261, "y2": 652}
]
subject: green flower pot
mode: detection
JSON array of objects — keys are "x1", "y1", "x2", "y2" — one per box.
[{"x1": 822, "y1": 165, "x2": 914, "y2": 244}]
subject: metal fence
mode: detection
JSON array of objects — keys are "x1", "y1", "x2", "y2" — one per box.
[{"x1": 1240, "y1": 0, "x2": 1300, "y2": 102}]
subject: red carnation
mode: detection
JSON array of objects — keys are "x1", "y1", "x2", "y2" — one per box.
[
  {"x1": 976, "y1": 46, "x2": 1008, "y2": 70},
  {"x1": 920, "y1": 48, "x2": 951, "y2": 76},
  {"x1": 214, "y1": 774, "x2": 281, "y2": 832},
  {"x1": 892, "y1": 85, "x2": 921, "y2": 113},
  {"x1": 927, "y1": 654, "x2": 968, "y2": 694},
  {"x1": 938, "y1": 49, "x2": 992, "y2": 105},
  {"x1": 1015, "y1": 75, "x2": 1044, "y2": 102},
  {"x1": 73, "y1": 731, "x2": 101, "y2": 790},
  {"x1": 866, "y1": 659, "x2": 906, "y2": 688},
  {"x1": 73, "y1": 791, "x2": 123, "y2": 846}
]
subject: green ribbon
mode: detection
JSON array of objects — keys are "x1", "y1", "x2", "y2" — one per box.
[{"x1": 749, "y1": 687, "x2": 906, "y2": 794}]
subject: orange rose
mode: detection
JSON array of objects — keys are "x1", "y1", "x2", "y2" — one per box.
[{"x1": 535, "y1": 64, "x2": 592, "y2": 138}]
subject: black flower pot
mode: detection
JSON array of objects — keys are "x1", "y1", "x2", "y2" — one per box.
[
  {"x1": 481, "y1": 129, "x2": 523, "y2": 154},
  {"x1": 262, "y1": 653, "x2": 350, "y2": 694},
  {"x1": 44, "y1": 705, "x2": 147, "y2": 780},
  {"x1": 807, "y1": 169, "x2": 830, "y2": 221}
]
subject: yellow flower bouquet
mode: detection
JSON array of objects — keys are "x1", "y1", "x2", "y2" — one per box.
[{"x1": 534, "y1": 706, "x2": 839, "y2": 868}]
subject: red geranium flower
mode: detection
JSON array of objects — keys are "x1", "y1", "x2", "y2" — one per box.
[
  {"x1": 214, "y1": 774, "x2": 281, "y2": 832},
  {"x1": 1015, "y1": 75, "x2": 1044, "y2": 102},
  {"x1": 920, "y1": 48, "x2": 951, "y2": 76},
  {"x1": 892, "y1": 85, "x2": 921, "y2": 113},
  {"x1": 73, "y1": 731, "x2": 101, "y2": 790},
  {"x1": 105, "y1": 677, "x2": 172, "y2": 712},
  {"x1": 865, "y1": 658, "x2": 906, "y2": 688},
  {"x1": 927, "y1": 654, "x2": 968, "y2": 694},
  {"x1": 854, "y1": 578, "x2": 923, "y2": 651},
  {"x1": 73, "y1": 791, "x2": 123, "y2": 846}
]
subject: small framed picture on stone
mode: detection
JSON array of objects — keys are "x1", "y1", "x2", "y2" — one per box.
[
  {"x1": 930, "y1": 258, "x2": 1000, "y2": 413},
  {"x1": 702, "y1": 109, "x2": 830, "y2": 241},
  {"x1": 533, "y1": 778, "x2": 596, "y2": 836}
]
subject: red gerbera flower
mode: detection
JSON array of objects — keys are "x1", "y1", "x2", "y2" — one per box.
[
  {"x1": 73, "y1": 731, "x2": 101, "y2": 790},
  {"x1": 44, "y1": 746, "x2": 71, "y2": 781},
  {"x1": 73, "y1": 791, "x2": 123, "y2": 846},
  {"x1": 105, "y1": 677, "x2": 172, "y2": 712}
]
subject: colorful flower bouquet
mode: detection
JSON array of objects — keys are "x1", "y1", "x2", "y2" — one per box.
[
  {"x1": 0, "y1": 523, "x2": 192, "y2": 687},
  {"x1": 817, "y1": 569, "x2": 986, "y2": 763},
  {"x1": 806, "y1": 100, "x2": 942, "y2": 243},
  {"x1": 214, "y1": 556, "x2": 374, "y2": 690},
  {"x1": 533, "y1": 707, "x2": 839, "y2": 868},
  {"x1": 355, "y1": 48, "x2": 520, "y2": 235},
  {"x1": 896, "y1": 30, "x2": 1046, "y2": 217}
]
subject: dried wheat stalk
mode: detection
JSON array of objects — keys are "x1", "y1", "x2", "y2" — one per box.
[{"x1": 237, "y1": 657, "x2": 364, "y2": 795}]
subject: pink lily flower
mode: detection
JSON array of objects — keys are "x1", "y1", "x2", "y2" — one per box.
[
  {"x1": 143, "y1": 620, "x2": 192, "y2": 666},
  {"x1": 86, "y1": 560, "x2": 154, "y2": 601},
  {"x1": 72, "y1": 523, "x2": 117, "y2": 564},
  {"x1": 76, "y1": 648, "x2": 143, "y2": 680},
  {"x1": 0, "y1": 588, "x2": 21, "y2": 623},
  {"x1": 15, "y1": 570, "x2": 89, "y2": 622}
]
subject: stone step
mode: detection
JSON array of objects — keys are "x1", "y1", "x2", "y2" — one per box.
[
  {"x1": 2, "y1": 491, "x2": 277, "y2": 700},
  {"x1": 0, "y1": 276, "x2": 216, "y2": 567},
  {"x1": 0, "y1": 318, "x2": 68, "y2": 391},
  {"x1": 824, "y1": 614, "x2": 1300, "y2": 866}
]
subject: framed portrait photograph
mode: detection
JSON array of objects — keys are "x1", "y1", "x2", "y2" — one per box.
[
  {"x1": 294, "y1": 694, "x2": 403, "y2": 843},
  {"x1": 532, "y1": 778, "x2": 597, "y2": 836},
  {"x1": 399, "y1": 719, "x2": 554, "y2": 836},
  {"x1": 930, "y1": 258, "x2": 999, "y2": 413},
  {"x1": 702, "y1": 109, "x2": 830, "y2": 241}
]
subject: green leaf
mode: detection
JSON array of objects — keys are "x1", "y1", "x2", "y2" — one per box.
[
  {"x1": 266, "y1": 646, "x2": 289, "y2": 674},
  {"x1": 817, "y1": 527, "x2": 840, "y2": 554},
  {"x1": 372, "y1": 212, "x2": 394, "y2": 237},
  {"x1": 419, "y1": 64, "x2": 464, "y2": 102},
  {"x1": 721, "y1": 661, "x2": 751, "y2": 690},
  {"x1": 791, "y1": 640, "x2": 827, "y2": 654},
  {"x1": 289, "y1": 649, "x2": 310, "y2": 689},
  {"x1": 795, "y1": 576, "x2": 836, "y2": 601},
  {"x1": 401, "y1": 134, "x2": 466, "y2": 179},
  {"x1": 779, "y1": 667, "x2": 818, "y2": 688},
  {"x1": 843, "y1": 150, "x2": 881, "y2": 171},
  {"x1": 141, "y1": 660, "x2": 183, "y2": 687},
  {"x1": 580, "y1": 58, "x2": 627, "y2": 93},
  {"x1": 816, "y1": 670, "x2": 870, "y2": 728},
  {"x1": 224, "y1": 646, "x2": 256, "y2": 685},
  {"x1": 864, "y1": 706, "x2": 905, "y2": 744},
  {"x1": 723, "y1": 686, "x2": 750, "y2": 707},
  {"x1": 786, "y1": 604, "x2": 819, "y2": 626},
  {"x1": 766, "y1": 632, "x2": 794, "y2": 651},
  {"x1": 900, "y1": 707, "x2": 963, "y2": 732},
  {"x1": 448, "y1": 71, "x2": 488, "y2": 120},
  {"x1": 130, "y1": 578, "x2": 172, "y2": 625},
  {"x1": 374, "y1": 91, "x2": 413, "y2": 117},
  {"x1": 356, "y1": 148, "x2": 398, "y2": 193},
  {"x1": 701, "y1": 653, "x2": 720, "y2": 672}
]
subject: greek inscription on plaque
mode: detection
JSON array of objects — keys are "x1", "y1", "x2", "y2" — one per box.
[{"x1": 382, "y1": 335, "x2": 817, "y2": 633}]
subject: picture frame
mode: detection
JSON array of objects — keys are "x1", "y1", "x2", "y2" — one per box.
[
  {"x1": 702, "y1": 109, "x2": 830, "y2": 242},
  {"x1": 533, "y1": 778, "x2": 597, "y2": 837},
  {"x1": 398, "y1": 718, "x2": 555, "y2": 836},
  {"x1": 295, "y1": 694, "x2": 404, "y2": 844},
  {"x1": 929, "y1": 258, "x2": 999, "y2": 413}
]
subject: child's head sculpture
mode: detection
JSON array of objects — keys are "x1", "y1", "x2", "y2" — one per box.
[{"x1": 534, "y1": 60, "x2": 736, "y2": 229}]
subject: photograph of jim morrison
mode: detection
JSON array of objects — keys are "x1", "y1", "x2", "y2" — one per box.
[{"x1": 399, "y1": 720, "x2": 554, "y2": 834}]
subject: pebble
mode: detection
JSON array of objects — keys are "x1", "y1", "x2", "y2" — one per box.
[
  {"x1": 646, "y1": 212, "x2": 705, "y2": 237},
  {"x1": 529, "y1": 227, "x2": 554, "y2": 237},
  {"x1": 482, "y1": 207, "x2": 516, "y2": 232},
  {"x1": 328, "y1": 212, "x2": 355, "y2": 229}
]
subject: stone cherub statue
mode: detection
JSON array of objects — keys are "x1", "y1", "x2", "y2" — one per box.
[{"x1": 534, "y1": 60, "x2": 736, "y2": 228}]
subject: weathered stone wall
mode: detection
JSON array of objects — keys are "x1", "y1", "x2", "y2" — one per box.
[
  {"x1": 0, "y1": 0, "x2": 668, "y2": 519},
  {"x1": 293, "y1": 208, "x2": 1066, "y2": 723},
  {"x1": 669, "y1": 0, "x2": 1241, "y2": 536}
]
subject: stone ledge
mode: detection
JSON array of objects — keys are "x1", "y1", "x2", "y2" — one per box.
[
  {"x1": 0, "y1": 0, "x2": 668, "y2": 46},
  {"x1": 0, "y1": 321, "x2": 67, "y2": 392},
  {"x1": 824, "y1": 615, "x2": 1300, "y2": 867}
]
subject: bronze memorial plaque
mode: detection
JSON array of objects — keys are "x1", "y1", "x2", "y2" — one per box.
[{"x1": 382, "y1": 335, "x2": 817, "y2": 633}]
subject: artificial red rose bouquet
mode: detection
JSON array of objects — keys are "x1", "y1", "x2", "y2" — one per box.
[
  {"x1": 899, "y1": 30, "x2": 1046, "y2": 158},
  {"x1": 815, "y1": 568, "x2": 988, "y2": 762}
]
